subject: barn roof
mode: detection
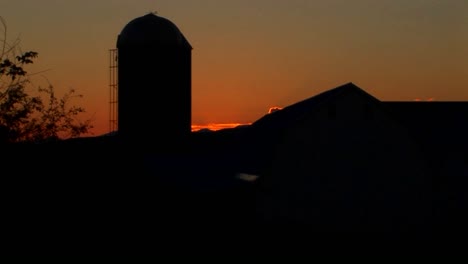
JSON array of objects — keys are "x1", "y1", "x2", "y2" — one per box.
[
  {"x1": 250, "y1": 82, "x2": 379, "y2": 133},
  {"x1": 239, "y1": 82, "x2": 381, "y2": 174}
]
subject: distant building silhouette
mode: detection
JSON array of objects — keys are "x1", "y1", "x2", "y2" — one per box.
[{"x1": 116, "y1": 13, "x2": 192, "y2": 151}]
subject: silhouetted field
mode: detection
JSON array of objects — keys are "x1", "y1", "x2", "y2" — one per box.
[
  {"x1": 3, "y1": 132, "x2": 467, "y2": 229},
  {"x1": 2, "y1": 132, "x2": 468, "y2": 253}
]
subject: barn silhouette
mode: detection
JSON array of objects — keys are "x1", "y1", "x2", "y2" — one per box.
[{"x1": 4, "y1": 13, "x2": 468, "y2": 249}]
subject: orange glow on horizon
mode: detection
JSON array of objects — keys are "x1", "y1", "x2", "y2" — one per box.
[
  {"x1": 414, "y1": 98, "x2": 436, "y2": 102},
  {"x1": 191, "y1": 123, "x2": 250, "y2": 132},
  {"x1": 191, "y1": 106, "x2": 281, "y2": 132},
  {"x1": 268, "y1": 106, "x2": 283, "y2": 114}
]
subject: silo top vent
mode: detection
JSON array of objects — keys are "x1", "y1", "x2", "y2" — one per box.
[{"x1": 117, "y1": 13, "x2": 192, "y2": 49}]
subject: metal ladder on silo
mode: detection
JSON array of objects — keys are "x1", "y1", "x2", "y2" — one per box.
[{"x1": 109, "y1": 49, "x2": 118, "y2": 134}]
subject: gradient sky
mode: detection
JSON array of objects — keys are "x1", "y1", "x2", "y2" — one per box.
[{"x1": 2, "y1": 0, "x2": 468, "y2": 135}]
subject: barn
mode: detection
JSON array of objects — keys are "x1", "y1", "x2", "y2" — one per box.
[{"x1": 247, "y1": 83, "x2": 431, "y2": 232}]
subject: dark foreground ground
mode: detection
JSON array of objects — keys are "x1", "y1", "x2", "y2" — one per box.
[{"x1": 2, "y1": 136, "x2": 468, "y2": 253}]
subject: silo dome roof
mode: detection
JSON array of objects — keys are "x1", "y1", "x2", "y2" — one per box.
[{"x1": 117, "y1": 13, "x2": 192, "y2": 49}]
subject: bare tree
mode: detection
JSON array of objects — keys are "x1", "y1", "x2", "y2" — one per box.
[{"x1": 0, "y1": 16, "x2": 93, "y2": 143}]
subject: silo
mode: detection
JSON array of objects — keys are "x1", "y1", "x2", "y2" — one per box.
[{"x1": 116, "y1": 13, "x2": 192, "y2": 151}]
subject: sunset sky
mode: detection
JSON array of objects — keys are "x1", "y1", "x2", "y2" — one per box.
[{"x1": 2, "y1": 0, "x2": 467, "y2": 135}]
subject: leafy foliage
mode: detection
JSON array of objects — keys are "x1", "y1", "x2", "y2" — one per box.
[{"x1": 0, "y1": 17, "x2": 92, "y2": 143}]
